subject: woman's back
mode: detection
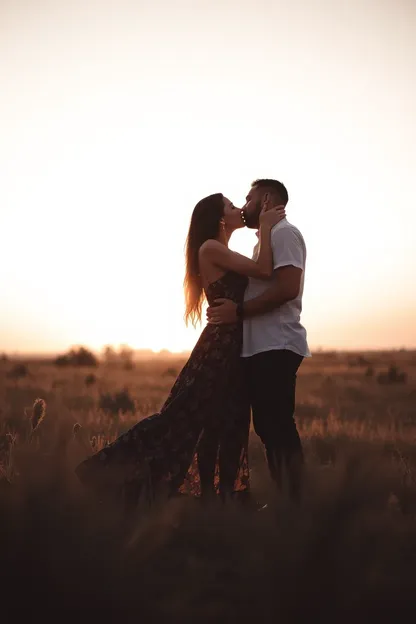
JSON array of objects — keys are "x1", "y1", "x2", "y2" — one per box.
[{"x1": 204, "y1": 271, "x2": 247, "y2": 307}]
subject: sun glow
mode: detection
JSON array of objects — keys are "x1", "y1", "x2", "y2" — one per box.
[{"x1": 1, "y1": 0, "x2": 415, "y2": 354}]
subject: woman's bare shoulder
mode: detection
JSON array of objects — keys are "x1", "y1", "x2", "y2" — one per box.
[{"x1": 199, "y1": 239, "x2": 223, "y2": 257}]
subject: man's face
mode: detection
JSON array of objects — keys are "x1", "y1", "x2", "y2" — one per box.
[{"x1": 242, "y1": 186, "x2": 263, "y2": 229}]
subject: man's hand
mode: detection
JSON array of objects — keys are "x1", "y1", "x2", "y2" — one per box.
[{"x1": 206, "y1": 298, "x2": 238, "y2": 324}]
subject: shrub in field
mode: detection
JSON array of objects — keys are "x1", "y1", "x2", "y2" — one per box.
[
  {"x1": 99, "y1": 388, "x2": 135, "y2": 414},
  {"x1": 55, "y1": 355, "x2": 71, "y2": 366},
  {"x1": 102, "y1": 345, "x2": 135, "y2": 369},
  {"x1": 84, "y1": 373, "x2": 97, "y2": 387},
  {"x1": 119, "y1": 345, "x2": 135, "y2": 370},
  {"x1": 377, "y1": 365, "x2": 407, "y2": 385},
  {"x1": 348, "y1": 355, "x2": 371, "y2": 367},
  {"x1": 7, "y1": 363, "x2": 29, "y2": 380},
  {"x1": 55, "y1": 347, "x2": 98, "y2": 367}
]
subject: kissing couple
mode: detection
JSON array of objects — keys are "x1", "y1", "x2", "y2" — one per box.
[{"x1": 76, "y1": 178, "x2": 310, "y2": 510}]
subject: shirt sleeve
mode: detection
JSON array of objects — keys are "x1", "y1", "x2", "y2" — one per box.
[{"x1": 271, "y1": 227, "x2": 305, "y2": 271}]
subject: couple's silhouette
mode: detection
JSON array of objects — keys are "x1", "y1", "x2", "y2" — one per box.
[{"x1": 76, "y1": 178, "x2": 310, "y2": 508}]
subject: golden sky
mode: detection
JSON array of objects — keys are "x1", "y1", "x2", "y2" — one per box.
[{"x1": 1, "y1": 0, "x2": 415, "y2": 354}]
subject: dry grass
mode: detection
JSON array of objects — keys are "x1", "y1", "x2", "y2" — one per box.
[{"x1": 1, "y1": 350, "x2": 416, "y2": 622}]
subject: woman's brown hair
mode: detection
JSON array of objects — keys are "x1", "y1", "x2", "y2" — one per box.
[{"x1": 183, "y1": 193, "x2": 224, "y2": 327}]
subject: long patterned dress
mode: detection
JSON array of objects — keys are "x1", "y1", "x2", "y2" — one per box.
[{"x1": 76, "y1": 271, "x2": 250, "y2": 507}]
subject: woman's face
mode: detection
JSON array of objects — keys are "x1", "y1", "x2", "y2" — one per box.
[{"x1": 222, "y1": 197, "x2": 244, "y2": 230}]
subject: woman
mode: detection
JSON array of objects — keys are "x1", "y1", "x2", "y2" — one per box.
[{"x1": 76, "y1": 194, "x2": 285, "y2": 509}]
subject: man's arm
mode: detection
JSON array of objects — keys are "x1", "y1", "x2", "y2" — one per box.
[
  {"x1": 207, "y1": 265, "x2": 301, "y2": 324},
  {"x1": 242, "y1": 265, "x2": 302, "y2": 318}
]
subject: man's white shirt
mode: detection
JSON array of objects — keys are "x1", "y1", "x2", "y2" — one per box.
[{"x1": 242, "y1": 218, "x2": 311, "y2": 358}]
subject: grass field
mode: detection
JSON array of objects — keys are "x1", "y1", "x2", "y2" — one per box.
[{"x1": 1, "y1": 350, "x2": 416, "y2": 622}]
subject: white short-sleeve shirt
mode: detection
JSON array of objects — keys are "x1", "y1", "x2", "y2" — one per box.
[{"x1": 242, "y1": 218, "x2": 311, "y2": 358}]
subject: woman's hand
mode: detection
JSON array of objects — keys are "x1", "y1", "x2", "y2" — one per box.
[{"x1": 259, "y1": 193, "x2": 286, "y2": 228}]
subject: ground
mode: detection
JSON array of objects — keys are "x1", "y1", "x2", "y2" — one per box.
[{"x1": 1, "y1": 350, "x2": 415, "y2": 622}]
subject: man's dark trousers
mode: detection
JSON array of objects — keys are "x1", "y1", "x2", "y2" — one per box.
[{"x1": 245, "y1": 349, "x2": 304, "y2": 500}]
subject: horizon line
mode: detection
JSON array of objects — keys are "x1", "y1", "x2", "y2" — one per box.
[{"x1": 2, "y1": 346, "x2": 416, "y2": 358}]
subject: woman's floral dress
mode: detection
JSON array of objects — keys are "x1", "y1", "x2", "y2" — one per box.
[{"x1": 76, "y1": 272, "x2": 250, "y2": 508}]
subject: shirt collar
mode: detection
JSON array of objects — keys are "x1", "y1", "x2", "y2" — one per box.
[
  {"x1": 272, "y1": 217, "x2": 288, "y2": 232},
  {"x1": 255, "y1": 217, "x2": 288, "y2": 237}
]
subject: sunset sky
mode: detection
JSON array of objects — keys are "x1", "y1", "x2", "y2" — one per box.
[{"x1": 1, "y1": 0, "x2": 415, "y2": 354}]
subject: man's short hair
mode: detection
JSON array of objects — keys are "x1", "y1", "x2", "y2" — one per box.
[{"x1": 251, "y1": 179, "x2": 289, "y2": 205}]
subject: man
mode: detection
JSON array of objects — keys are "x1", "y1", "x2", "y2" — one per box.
[{"x1": 207, "y1": 179, "x2": 310, "y2": 501}]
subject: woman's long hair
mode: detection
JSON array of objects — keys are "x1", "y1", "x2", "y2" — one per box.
[{"x1": 184, "y1": 193, "x2": 224, "y2": 327}]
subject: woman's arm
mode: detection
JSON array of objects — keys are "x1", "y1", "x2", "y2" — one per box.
[{"x1": 199, "y1": 207, "x2": 285, "y2": 280}]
